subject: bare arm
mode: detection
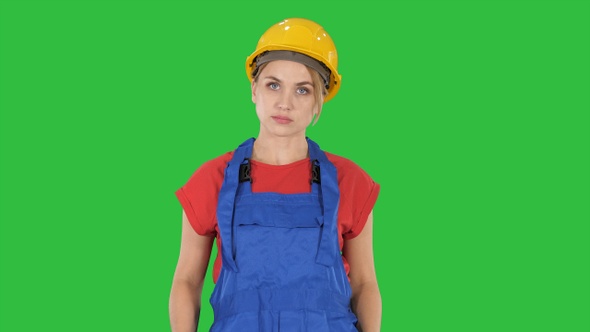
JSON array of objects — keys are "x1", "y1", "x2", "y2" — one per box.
[
  {"x1": 169, "y1": 210, "x2": 214, "y2": 332},
  {"x1": 342, "y1": 210, "x2": 382, "y2": 332}
]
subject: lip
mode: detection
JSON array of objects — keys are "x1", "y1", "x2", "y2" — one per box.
[{"x1": 271, "y1": 116, "x2": 293, "y2": 124}]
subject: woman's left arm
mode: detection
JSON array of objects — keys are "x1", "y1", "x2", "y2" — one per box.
[{"x1": 343, "y1": 210, "x2": 382, "y2": 332}]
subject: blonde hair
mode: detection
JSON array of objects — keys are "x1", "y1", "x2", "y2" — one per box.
[
  {"x1": 307, "y1": 67, "x2": 326, "y2": 125},
  {"x1": 253, "y1": 62, "x2": 327, "y2": 125}
]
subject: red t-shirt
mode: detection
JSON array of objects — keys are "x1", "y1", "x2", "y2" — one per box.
[{"x1": 176, "y1": 151, "x2": 380, "y2": 283}]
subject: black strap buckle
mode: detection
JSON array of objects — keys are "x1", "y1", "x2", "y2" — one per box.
[
  {"x1": 239, "y1": 158, "x2": 320, "y2": 184},
  {"x1": 239, "y1": 159, "x2": 252, "y2": 183},
  {"x1": 311, "y1": 161, "x2": 321, "y2": 184}
]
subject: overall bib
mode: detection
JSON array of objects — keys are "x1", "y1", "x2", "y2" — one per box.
[{"x1": 211, "y1": 138, "x2": 358, "y2": 331}]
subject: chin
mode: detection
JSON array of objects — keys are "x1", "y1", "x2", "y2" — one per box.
[{"x1": 266, "y1": 127, "x2": 306, "y2": 139}]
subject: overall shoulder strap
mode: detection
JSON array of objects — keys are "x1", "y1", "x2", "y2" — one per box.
[
  {"x1": 307, "y1": 137, "x2": 341, "y2": 266},
  {"x1": 216, "y1": 138, "x2": 255, "y2": 272}
]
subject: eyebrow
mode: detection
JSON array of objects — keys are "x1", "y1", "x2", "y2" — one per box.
[{"x1": 263, "y1": 75, "x2": 314, "y2": 86}]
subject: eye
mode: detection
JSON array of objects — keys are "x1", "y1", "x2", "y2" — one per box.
[
  {"x1": 267, "y1": 82, "x2": 279, "y2": 90},
  {"x1": 297, "y1": 87, "x2": 309, "y2": 95}
]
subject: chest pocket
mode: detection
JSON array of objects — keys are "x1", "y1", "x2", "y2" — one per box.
[
  {"x1": 233, "y1": 199, "x2": 329, "y2": 289},
  {"x1": 237, "y1": 214, "x2": 322, "y2": 229}
]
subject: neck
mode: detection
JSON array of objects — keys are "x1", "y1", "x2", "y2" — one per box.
[{"x1": 252, "y1": 133, "x2": 308, "y2": 165}]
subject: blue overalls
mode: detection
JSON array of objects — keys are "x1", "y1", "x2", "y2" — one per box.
[{"x1": 210, "y1": 138, "x2": 358, "y2": 331}]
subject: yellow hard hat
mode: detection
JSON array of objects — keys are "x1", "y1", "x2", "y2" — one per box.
[{"x1": 245, "y1": 18, "x2": 341, "y2": 102}]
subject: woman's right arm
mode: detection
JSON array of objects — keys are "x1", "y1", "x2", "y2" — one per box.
[{"x1": 169, "y1": 210, "x2": 214, "y2": 332}]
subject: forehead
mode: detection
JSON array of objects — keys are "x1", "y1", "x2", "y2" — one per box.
[{"x1": 259, "y1": 60, "x2": 313, "y2": 82}]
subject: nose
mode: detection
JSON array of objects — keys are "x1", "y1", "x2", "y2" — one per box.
[{"x1": 276, "y1": 89, "x2": 293, "y2": 111}]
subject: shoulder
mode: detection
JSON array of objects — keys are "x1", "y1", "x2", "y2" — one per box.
[
  {"x1": 324, "y1": 151, "x2": 372, "y2": 182},
  {"x1": 189, "y1": 151, "x2": 234, "y2": 182},
  {"x1": 180, "y1": 150, "x2": 234, "y2": 196},
  {"x1": 200, "y1": 151, "x2": 233, "y2": 172}
]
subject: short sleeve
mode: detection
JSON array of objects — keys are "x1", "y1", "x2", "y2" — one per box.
[
  {"x1": 175, "y1": 152, "x2": 232, "y2": 237},
  {"x1": 345, "y1": 177, "x2": 380, "y2": 239},
  {"x1": 326, "y1": 152, "x2": 381, "y2": 240}
]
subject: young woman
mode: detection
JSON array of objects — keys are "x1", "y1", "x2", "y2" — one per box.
[{"x1": 170, "y1": 18, "x2": 381, "y2": 332}]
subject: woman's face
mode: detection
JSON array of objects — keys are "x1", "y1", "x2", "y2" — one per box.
[{"x1": 252, "y1": 60, "x2": 317, "y2": 139}]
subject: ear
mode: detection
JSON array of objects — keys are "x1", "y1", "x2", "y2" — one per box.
[{"x1": 251, "y1": 80, "x2": 257, "y2": 104}]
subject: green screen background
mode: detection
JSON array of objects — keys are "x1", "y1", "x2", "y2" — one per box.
[{"x1": 1, "y1": 0, "x2": 588, "y2": 331}]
